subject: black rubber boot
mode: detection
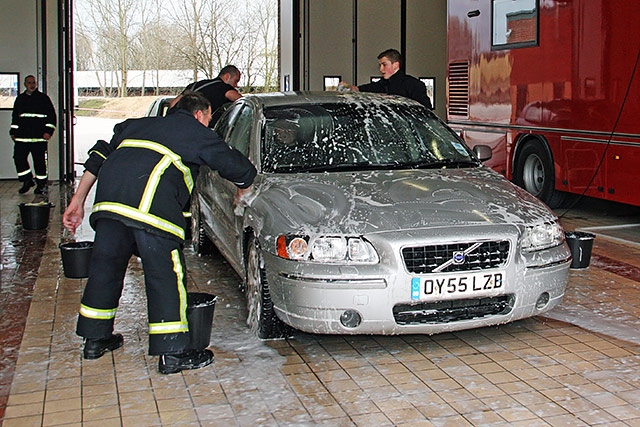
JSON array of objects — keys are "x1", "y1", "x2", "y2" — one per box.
[
  {"x1": 83, "y1": 333, "x2": 124, "y2": 359},
  {"x1": 18, "y1": 180, "x2": 35, "y2": 194},
  {"x1": 34, "y1": 182, "x2": 48, "y2": 195},
  {"x1": 158, "y1": 349, "x2": 214, "y2": 374}
]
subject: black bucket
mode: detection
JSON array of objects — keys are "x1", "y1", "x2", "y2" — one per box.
[
  {"x1": 19, "y1": 202, "x2": 53, "y2": 230},
  {"x1": 565, "y1": 231, "x2": 595, "y2": 269},
  {"x1": 59, "y1": 241, "x2": 94, "y2": 278},
  {"x1": 186, "y1": 292, "x2": 217, "y2": 350}
]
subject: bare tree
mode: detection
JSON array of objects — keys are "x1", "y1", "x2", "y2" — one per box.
[
  {"x1": 166, "y1": 0, "x2": 207, "y2": 81},
  {"x1": 168, "y1": 0, "x2": 252, "y2": 80},
  {"x1": 82, "y1": 0, "x2": 139, "y2": 97},
  {"x1": 74, "y1": 30, "x2": 93, "y2": 71},
  {"x1": 244, "y1": 0, "x2": 278, "y2": 91},
  {"x1": 75, "y1": 0, "x2": 279, "y2": 95}
]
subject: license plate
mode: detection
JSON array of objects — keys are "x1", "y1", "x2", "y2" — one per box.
[{"x1": 411, "y1": 271, "x2": 505, "y2": 300}]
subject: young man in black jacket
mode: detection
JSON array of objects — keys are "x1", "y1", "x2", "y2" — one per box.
[
  {"x1": 63, "y1": 91, "x2": 256, "y2": 374},
  {"x1": 10, "y1": 75, "x2": 57, "y2": 194},
  {"x1": 342, "y1": 48, "x2": 433, "y2": 110}
]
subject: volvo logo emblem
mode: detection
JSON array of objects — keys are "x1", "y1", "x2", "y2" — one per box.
[{"x1": 452, "y1": 251, "x2": 465, "y2": 265}]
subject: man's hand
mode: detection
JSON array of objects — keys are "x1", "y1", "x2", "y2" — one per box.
[
  {"x1": 62, "y1": 171, "x2": 98, "y2": 234},
  {"x1": 62, "y1": 198, "x2": 85, "y2": 234},
  {"x1": 338, "y1": 81, "x2": 358, "y2": 92},
  {"x1": 43, "y1": 133, "x2": 52, "y2": 140},
  {"x1": 233, "y1": 187, "x2": 254, "y2": 216}
]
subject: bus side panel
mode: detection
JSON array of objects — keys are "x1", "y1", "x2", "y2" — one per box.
[{"x1": 448, "y1": 0, "x2": 640, "y2": 207}]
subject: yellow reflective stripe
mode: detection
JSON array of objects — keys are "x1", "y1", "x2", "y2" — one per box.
[
  {"x1": 149, "y1": 249, "x2": 189, "y2": 335},
  {"x1": 79, "y1": 304, "x2": 117, "y2": 320},
  {"x1": 172, "y1": 248, "x2": 189, "y2": 328},
  {"x1": 89, "y1": 149, "x2": 107, "y2": 160},
  {"x1": 118, "y1": 139, "x2": 194, "y2": 192},
  {"x1": 35, "y1": 174, "x2": 47, "y2": 180},
  {"x1": 45, "y1": 123, "x2": 56, "y2": 129},
  {"x1": 17, "y1": 169, "x2": 31, "y2": 177},
  {"x1": 93, "y1": 202, "x2": 185, "y2": 240},
  {"x1": 149, "y1": 321, "x2": 188, "y2": 334},
  {"x1": 20, "y1": 113, "x2": 47, "y2": 118},
  {"x1": 14, "y1": 138, "x2": 46, "y2": 142},
  {"x1": 10, "y1": 125, "x2": 18, "y2": 129},
  {"x1": 140, "y1": 155, "x2": 172, "y2": 212}
]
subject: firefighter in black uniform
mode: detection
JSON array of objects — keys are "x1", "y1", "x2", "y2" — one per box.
[
  {"x1": 62, "y1": 91, "x2": 257, "y2": 374},
  {"x1": 10, "y1": 75, "x2": 57, "y2": 194}
]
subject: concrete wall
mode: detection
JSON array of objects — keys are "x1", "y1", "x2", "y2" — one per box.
[
  {"x1": 355, "y1": 0, "x2": 402, "y2": 86},
  {"x1": 406, "y1": 0, "x2": 447, "y2": 114},
  {"x1": 0, "y1": 0, "x2": 59, "y2": 181},
  {"x1": 306, "y1": 0, "x2": 354, "y2": 90}
]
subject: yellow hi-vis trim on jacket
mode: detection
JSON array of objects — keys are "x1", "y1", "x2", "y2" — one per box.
[
  {"x1": 118, "y1": 139, "x2": 194, "y2": 192},
  {"x1": 92, "y1": 139, "x2": 195, "y2": 240},
  {"x1": 93, "y1": 202, "x2": 186, "y2": 239},
  {"x1": 20, "y1": 113, "x2": 48, "y2": 118},
  {"x1": 79, "y1": 304, "x2": 117, "y2": 320},
  {"x1": 148, "y1": 249, "x2": 189, "y2": 335}
]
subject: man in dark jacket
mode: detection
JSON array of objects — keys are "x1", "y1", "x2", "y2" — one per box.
[
  {"x1": 170, "y1": 65, "x2": 242, "y2": 126},
  {"x1": 62, "y1": 91, "x2": 256, "y2": 374},
  {"x1": 10, "y1": 75, "x2": 57, "y2": 194},
  {"x1": 342, "y1": 49, "x2": 433, "y2": 110}
]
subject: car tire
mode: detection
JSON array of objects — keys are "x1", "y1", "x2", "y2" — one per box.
[
  {"x1": 191, "y1": 198, "x2": 214, "y2": 256},
  {"x1": 513, "y1": 139, "x2": 565, "y2": 208},
  {"x1": 245, "y1": 235, "x2": 289, "y2": 339}
]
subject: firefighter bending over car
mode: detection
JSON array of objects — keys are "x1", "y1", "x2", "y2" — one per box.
[{"x1": 62, "y1": 91, "x2": 256, "y2": 374}]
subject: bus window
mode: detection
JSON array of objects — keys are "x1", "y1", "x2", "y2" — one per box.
[{"x1": 492, "y1": 0, "x2": 539, "y2": 49}]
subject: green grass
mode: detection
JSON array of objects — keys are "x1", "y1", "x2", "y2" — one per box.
[{"x1": 74, "y1": 98, "x2": 108, "y2": 116}]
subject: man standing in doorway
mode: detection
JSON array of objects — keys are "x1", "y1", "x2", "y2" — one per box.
[
  {"x1": 171, "y1": 65, "x2": 243, "y2": 126},
  {"x1": 342, "y1": 49, "x2": 433, "y2": 110},
  {"x1": 10, "y1": 75, "x2": 57, "y2": 195}
]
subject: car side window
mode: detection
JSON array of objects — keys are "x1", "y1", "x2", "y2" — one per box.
[
  {"x1": 213, "y1": 104, "x2": 239, "y2": 140},
  {"x1": 225, "y1": 106, "x2": 253, "y2": 157},
  {"x1": 214, "y1": 104, "x2": 252, "y2": 157}
]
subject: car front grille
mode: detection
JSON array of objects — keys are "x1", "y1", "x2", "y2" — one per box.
[
  {"x1": 402, "y1": 240, "x2": 510, "y2": 274},
  {"x1": 393, "y1": 295, "x2": 514, "y2": 325}
]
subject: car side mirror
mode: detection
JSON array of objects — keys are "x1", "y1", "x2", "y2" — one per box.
[{"x1": 473, "y1": 145, "x2": 492, "y2": 162}]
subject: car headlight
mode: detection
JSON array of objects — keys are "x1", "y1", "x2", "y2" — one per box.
[
  {"x1": 521, "y1": 221, "x2": 564, "y2": 252},
  {"x1": 276, "y1": 235, "x2": 379, "y2": 264}
]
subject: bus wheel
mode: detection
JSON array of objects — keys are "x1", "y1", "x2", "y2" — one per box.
[{"x1": 514, "y1": 140, "x2": 565, "y2": 208}]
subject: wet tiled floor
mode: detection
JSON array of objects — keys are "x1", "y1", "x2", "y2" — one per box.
[{"x1": 1, "y1": 180, "x2": 639, "y2": 426}]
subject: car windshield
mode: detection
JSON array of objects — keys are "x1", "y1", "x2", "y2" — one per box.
[{"x1": 261, "y1": 101, "x2": 478, "y2": 173}]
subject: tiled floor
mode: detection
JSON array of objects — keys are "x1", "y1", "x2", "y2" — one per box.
[{"x1": 1, "y1": 180, "x2": 640, "y2": 426}]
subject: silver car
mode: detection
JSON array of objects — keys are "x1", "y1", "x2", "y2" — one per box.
[{"x1": 192, "y1": 91, "x2": 571, "y2": 338}]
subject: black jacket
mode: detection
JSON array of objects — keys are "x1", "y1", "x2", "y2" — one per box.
[
  {"x1": 10, "y1": 89, "x2": 57, "y2": 142},
  {"x1": 358, "y1": 71, "x2": 433, "y2": 110},
  {"x1": 85, "y1": 109, "x2": 257, "y2": 241},
  {"x1": 185, "y1": 78, "x2": 237, "y2": 125}
]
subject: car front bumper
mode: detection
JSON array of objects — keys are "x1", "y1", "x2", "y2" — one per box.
[{"x1": 262, "y1": 228, "x2": 571, "y2": 335}]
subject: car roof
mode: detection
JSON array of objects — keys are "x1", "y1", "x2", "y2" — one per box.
[{"x1": 241, "y1": 91, "x2": 424, "y2": 109}]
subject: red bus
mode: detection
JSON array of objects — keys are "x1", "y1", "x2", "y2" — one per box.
[{"x1": 446, "y1": 0, "x2": 640, "y2": 207}]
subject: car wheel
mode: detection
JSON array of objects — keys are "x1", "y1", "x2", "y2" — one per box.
[
  {"x1": 191, "y1": 198, "x2": 214, "y2": 256},
  {"x1": 513, "y1": 139, "x2": 565, "y2": 208},
  {"x1": 245, "y1": 235, "x2": 288, "y2": 339}
]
